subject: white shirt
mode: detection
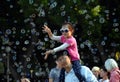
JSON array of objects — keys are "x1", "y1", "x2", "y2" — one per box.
[
  {"x1": 65, "y1": 66, "x2": 98, "y2": 82},
  {"x1": 99, "y1": 79, "x2": 109, "y2": 82},
  {"x1": 65, "y1": 69, "x2": 79, "y2": 82}
]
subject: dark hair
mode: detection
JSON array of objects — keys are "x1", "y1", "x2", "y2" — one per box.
[
  {"x1": 62, "y1": 22, "x2": 74, "y2": 35},
  {"x1": 101, "y1": 66, "x2": 110, "y2": 77},
  {"x1": 55, "y1": 50, "x2": 70, "y2": 60}
]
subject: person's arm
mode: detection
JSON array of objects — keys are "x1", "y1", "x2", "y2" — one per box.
[
  {"x1": 43, "y1": 25, "x2": 61, "y2": 41},
  {"x1": 49, "y1": 78, "x2": 54, "y2": 82},
  {"x1": 81, "y1": 66, "x2": 98, "y2": 82},
  {"x1": 43, "y1": 25, "x2": 53, "y2": 38},
  {"x1": 44, "y1": 43, "x2": 69, "y2": 60},
  {"x1": 50, "y1": 35, "x2": 61, "y2": 41},
  {"x1": 53, "y1": 43, "x2": 70, "y2": 52},
  {"x1": 49, "y1": 69, "x2": 54, "y2": 82}
]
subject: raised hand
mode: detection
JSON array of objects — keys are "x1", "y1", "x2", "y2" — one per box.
[
  {"x1": 42, "y1": 25, "x2": 51, "y2": 34},
  {"x1": 42, "y1": 25, "x2": 53, "y2": 38}
]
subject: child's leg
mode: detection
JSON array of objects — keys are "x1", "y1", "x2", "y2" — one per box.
[
  {"x1": 72, "y1": 60, "x2": 86, "y2": 81},
  {"x1": 59, "y1": 68, "x2": 65, "y2": 82}
]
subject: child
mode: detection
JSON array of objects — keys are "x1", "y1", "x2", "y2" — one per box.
[
  {"x1": 43, "y1": 22, "x2": 85, "y2": 81},
  {"x1": 99, "y1": 66, "x2": 109, "y2": 82},
  {"x1": 43, "y1": 23, "x2": 80, "y2": 61}
]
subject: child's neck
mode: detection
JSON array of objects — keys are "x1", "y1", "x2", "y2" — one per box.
[{"x1": 65, "y1": 36, "x2": 72, "y2": 39}]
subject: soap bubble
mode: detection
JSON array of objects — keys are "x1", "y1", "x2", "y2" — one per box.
[
  {"x1": 15, "y1": 41, "x2": 20, "y2": 45},
  {"x1": 26, "y1": 57, "x2": 31, "y2": 62},
  {"x1": 21, "y1": 29, "x2": 26, "y2": 34},
  {"x1": 6, "y1": 29, "x2": 12, "y2": 35},
  {"x1": 49, "y1": 2, "x2": 57, "y2": 9},
  {"x1": 101, "y1": 41, "x2": 105, "y2": 46},
  {"x1": 22, "y1": 47, "x2": 27, "y2": 51},
  {"x1": 61, "y1": 11, "x2": 66, "y2": 16},
  {"x1": 27, "y1": 64, "x2": 32, "y2": 69},
  {"x1": 19, "y1": 9, "x2": 23, "y2": 13},
  {"x1": 103, "y1": 36, "x2": 107, "y2": 40},
  {"x1": 24, "y1": 40, "x2": 29, "y2": 45},
  {"x1": 80, "y1": 43, "x2": 85, "y2": 49},
  {"x1": 10, "y1": 5, "x2": 13, "y2": 8},
  {"x1": 99, "y1": 17, "x2": 105, "y2": 24},
  {"x1": 12, "y1": 56, "x2": 16, "y2": 61},
  {"x1": 114, "y1": 28, "x2": 119, "y2": 32},
  {"x1": 17, "y1": 67, "x2": 21, "y2": 73}
]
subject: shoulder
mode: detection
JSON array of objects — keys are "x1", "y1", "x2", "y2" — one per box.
[
  {"x1": 111, "y1": 69, "x2": 120, "y2": 76},
  {"x1": 81, "y1": 66, "x2": 98, "y2": 82},
  {"x1": 98, "y1": 79, "x2": 102, "y2": 82},
  {"x1": 81, "y1": 66, "x2": 90, "y2": 70},
  {"x1": 80, "y1": 66, "x2": 92, "y2": 75},
  {"x1": 50, "y1": 68, "x2": 56, "y2": 73},
  {"x1": 67, "y1": 36, "x2": 76, "y2": 43}
]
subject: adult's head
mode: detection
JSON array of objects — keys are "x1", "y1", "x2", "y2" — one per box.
[
  {"x1": 104, "y1": 58, "x2": 118, "y2": 72},
  {"x1": 60, "y1": 22, "x2": 74, "y2": 38},
  {"x1": 55, "y1": 50, "x2": 71, "y2": 69}
]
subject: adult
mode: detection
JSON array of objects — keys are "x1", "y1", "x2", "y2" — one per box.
[
  {"x1": 99, "y1": 66, "x2": 109, "y2": 82},
  {"x1": 104, "y1": 58, "x2": 120, "y2": 82},
  {"x1": 49, "y1": 59, "x2": 62, "y2": 82},
  {"x1": 56, "y1": 50, "x2": 98, "y2": 82}
]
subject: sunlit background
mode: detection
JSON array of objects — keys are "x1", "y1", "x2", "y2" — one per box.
[{"x1": 0, "y1": 0, "x2": 120, "y2": 81}]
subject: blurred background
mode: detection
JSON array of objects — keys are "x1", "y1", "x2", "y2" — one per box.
[{"x1": 0, "y1": 0, "x2": 120, "y2": 81}]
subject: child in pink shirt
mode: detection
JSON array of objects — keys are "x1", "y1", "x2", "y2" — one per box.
[
  {"x1": 43, "y1": 23, "x2": 85, "y2": 81},
  {"x1": 43, "y1": 23, "x2": 80, "y2": 61}
]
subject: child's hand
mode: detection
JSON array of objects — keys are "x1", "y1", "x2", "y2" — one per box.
[
  {"x1": 42, "y1": 25, "x2": 51, "y2": 34},
  {"x1": 44, "y1": 53, "x2": 49, "y2": 60},
  {"x1": 44, "y1": 50, "x2": 50, "y2": 60},
  {"x1": 44, "y1": 50, "x2": 54, "y2": 60}
]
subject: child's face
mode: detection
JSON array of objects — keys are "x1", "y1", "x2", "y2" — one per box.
[
  {"x1": 60, "y1": 25, "x2": 72, "y2": 38},
  {"x1": 100, "y1": 69, "x2": 108, "y2": 77}
]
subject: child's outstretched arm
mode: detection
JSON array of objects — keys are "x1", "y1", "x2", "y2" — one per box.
[
  {"x1": 42, "y1": 25, "x2": 61, "y2": 41},
  {"x1": 44, "y1": 43, "x2": 70, "y2": 60}
]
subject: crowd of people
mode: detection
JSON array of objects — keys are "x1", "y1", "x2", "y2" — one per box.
[
  {"x1": 48, "y1": 51, "x2": 120, "y2": 82},
  {"x1": 3, "y1": 22, "x2": 120, "y2": 82},
  {"x1": 43, "y1": 23, "x2": 120, "y2": 82}
]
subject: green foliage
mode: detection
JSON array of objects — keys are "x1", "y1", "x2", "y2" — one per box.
[
  {"x1": 0, "y1": 0, "x2": 120, "y2": 80},
  {"x1": 0, "y1": 62, "x2": 4, "y2": 74},
  {"x1": 17, "y1": 0, "x2": 105, "y2": 42}
]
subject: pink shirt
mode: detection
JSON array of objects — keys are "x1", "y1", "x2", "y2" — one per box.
[
  {"x1": 60, "y1": 35, "x2": 80, "y2": 61},
  {"x1": 109, "y1": 68, "x2": 120, "y2": 82}
]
